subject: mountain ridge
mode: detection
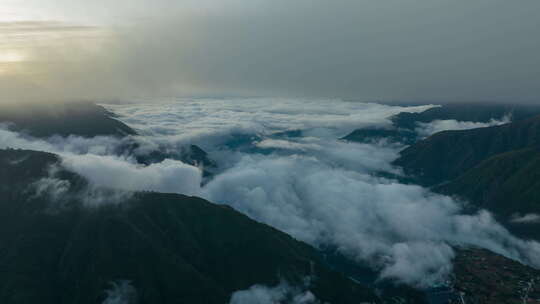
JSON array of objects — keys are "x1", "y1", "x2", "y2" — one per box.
[
  {"x1": 0, "y1": 102, "x2": 136, "y2": 138},
  {"x1": 394, "y1": 115, "x2": 540, "y2": 186},
  {"x1": 0, "y1": 148, "x2": 378, "y2": 304}
]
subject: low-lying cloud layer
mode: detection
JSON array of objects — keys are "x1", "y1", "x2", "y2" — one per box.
[
  {"x1": 102, "y1": 280, "x2": 138, "y2": 304},
  {"x1": 105, "y1": 99, "x2": 434, "y2": 148},
  {"x1": 510, "y1": 214, "x2": 540, "y2": 224},
  {"x1": 3, "y1": 99, "x2": 540, "y2": 287},
  {"x1": 0, "y1": 125, "x2": 203, "y2": 205},
  {"x1": 229, "y1": 279, "x2": 319, "y2": 304},
  {"x1": 62, "y1": 155, "x2": 201, "y2": 195},
  {"x1": 201, "y1": 153, "x2": 540, "y2": 286},
  {"x1": 415, "y1": 115, "x2": 512, "y2": 138}
]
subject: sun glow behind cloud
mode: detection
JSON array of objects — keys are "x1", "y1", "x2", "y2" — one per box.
[
  {"x1": 0, "y1": 49, "x2": 26, "y2": 74},
  {"x1": 0, "y1": 20, "x2": 107, "y2": 62},
  {"x1": 0, "y1": 19, "x2": 120, "y2": 103},
  {"x1": 0, "y1": 50, "x2": 25, "y2": 63}
]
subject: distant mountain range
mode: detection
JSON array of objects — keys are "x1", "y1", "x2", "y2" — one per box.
[
  {"x1": 392, "y1": 102, "x2": 540, "y2": 130},
  {"x1": 343, "y1": 102, "x2": 540, "y2": 146}
]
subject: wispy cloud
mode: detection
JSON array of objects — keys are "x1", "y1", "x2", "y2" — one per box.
[{"x1": 510, "y1": 213, "x2": 540, "y2": 224}]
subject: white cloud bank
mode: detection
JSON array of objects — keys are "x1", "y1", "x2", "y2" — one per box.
[
  {"x1": 2, "y1": 99, "x2": 539, "y2": 287},
  {"x1": 106, "y1": 99, "x2": 540, "y2": 287},
  {"x1": 201, "y1": 154, "x2": 540, "y2": 286},
  {"x1": 0, "y1": 125, "x2": 203, "y2": 204},
  {"x1": 102, "y1": 280, "x2": 138, "y2": 304},
  {"x1": 62, "y1": 154, "x2": 201, "y2": 196},
  {"x1": 415, "y1": 115, "x2": 512, "y2": 138},
  {"x1": 510, "y1": 213, "x2": 540, "y2": 224}
]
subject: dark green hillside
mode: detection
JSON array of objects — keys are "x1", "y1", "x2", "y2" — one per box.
[
  {"x1": 0, "y1": 103, "x2": 136, "y2": 138},
  {"x1": 342, "y1": 128, "x2": 417, "y2": 145},
  {"x1": 393, "y1": 115, "x2": 540, "y2": 240},
  {"x1": 132, "y1": 144, "x2": 217, "y2": 171},
  {"x1": 436, "y1": 147, "x2": 540, "y2": 216},
  {"x1": 435, "y1": 148, "x2": 540, "y2": 240},
  {"x1": 0, "y1": 149, "x2": 377, "y2": 304},
  {"x1": 394, "y1": 115, "x2": 540, "y2": 186}
]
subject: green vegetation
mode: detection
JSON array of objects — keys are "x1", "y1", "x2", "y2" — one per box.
[
  {"x1": 436, "y1": 147, "x2": 540, "y2": 216},
  {"x1": 342, "y1": 128, "x2": 417, "y2": 145},
  {"x1": 394, "y1": 115, "x2": 540, "y2": 186}
]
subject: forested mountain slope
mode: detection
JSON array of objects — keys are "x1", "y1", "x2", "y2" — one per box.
[
  {"x1": 0, "y1": 149, "x2": 377, "y2": 304},
  {"x1": 394, "y1": 115, "x2": 540, "y2": 186}
]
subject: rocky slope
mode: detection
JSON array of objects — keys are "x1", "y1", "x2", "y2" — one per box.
[{"x1": 451, "y1": 248, "x2": 540, "y2": 304}]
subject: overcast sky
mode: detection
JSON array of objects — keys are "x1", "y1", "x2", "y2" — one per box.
[{"x1": 1, "y1": 0, "x2": 539, "y2": 103}]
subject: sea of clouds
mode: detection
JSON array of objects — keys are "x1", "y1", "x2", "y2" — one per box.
[{"x1": 1, "y1": 98, "x2": 535, "y2": 288}]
